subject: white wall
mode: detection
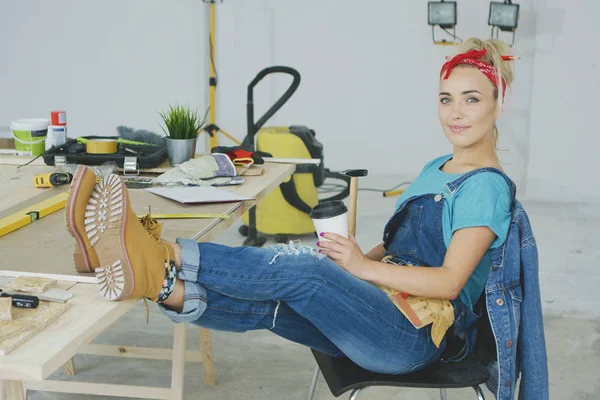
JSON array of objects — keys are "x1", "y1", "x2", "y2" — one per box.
[
  {"x1": 527, "y1": 0, "x2": 600, "y2": 202},
  {"x1": 0, "y1": 1, "x2": 206, "y2": 138},
  {"x1": 1, "y1": 0, "x2": 598, "y2": 202}
]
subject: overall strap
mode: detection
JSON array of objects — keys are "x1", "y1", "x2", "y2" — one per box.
[{"x1": 444, "y1": 167, "x2": 517, "y2": 202}]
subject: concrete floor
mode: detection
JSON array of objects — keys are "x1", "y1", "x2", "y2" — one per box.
[{"x1": 28, "y1": 174, "x2": 600, "y2": 400}]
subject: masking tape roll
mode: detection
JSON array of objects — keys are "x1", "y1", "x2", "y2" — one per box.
[{"x1": 86, "y1": 139, "x2": 118, "y2": 154}]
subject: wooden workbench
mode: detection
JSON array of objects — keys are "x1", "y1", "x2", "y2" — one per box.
[{"x1": 0, "y1": 160, "x2": 295, "y2": 400}]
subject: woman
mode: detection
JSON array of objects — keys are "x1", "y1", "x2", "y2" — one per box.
[{"x1": 66, "y1": 38, "x2": 525, "y2": 383}]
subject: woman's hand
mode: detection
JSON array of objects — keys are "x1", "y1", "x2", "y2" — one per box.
[{"x1": 317, "y1": 232, "x2": 370, "y2": 280}]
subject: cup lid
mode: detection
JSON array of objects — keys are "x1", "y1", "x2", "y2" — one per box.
[{"x1": 310, "y1": 200, "x2": 348, "y2": 219}]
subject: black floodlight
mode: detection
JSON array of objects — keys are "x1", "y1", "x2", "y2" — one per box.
[
  {"x1": 428, "y1": 1, "x2": 459, "y2": 45},
  {"x1": 489, "y1": 0, "x2": 520, "y2": 45},
  {"x1": 428, "y1": 1, "x2": 457, "y2": 28}
]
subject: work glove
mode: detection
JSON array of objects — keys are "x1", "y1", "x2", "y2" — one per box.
[
  {"x1": 211, "y1": 146, "x2": 271, "y2": 165},
  {"x1": 375, "y1": 256, "x2": 455, "y2": 348}
]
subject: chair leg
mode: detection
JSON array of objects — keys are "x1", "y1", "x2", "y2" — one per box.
[
  {"x1": 349, "y1": 388, "x2": 362, "y2": 400},
  {"x1": 472, "y1": 385, "x2": 485, "y2": 400},
  {"x1": 307, "y1": 364, "x2": 320, "y2": 400},
  {"x1": 440, "y1": 388, "x2": 448, "y2": 400}
]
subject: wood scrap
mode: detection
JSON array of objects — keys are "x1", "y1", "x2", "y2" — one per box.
[
  {"x1": 10, "y1": 276, "x2": 57, "y2": 293},
  {"x1": 238, "y1": 166, "x2": 264, "y2": 176},
  {"x1": 0, "y1": 297, "x2": 12, "y2": 321},
  {"x1": 0, "y1": 301, "x2": 70, "y2": 356},
  {"x1": 234, "y1": 164, "x2": 250, "y2": 175}
]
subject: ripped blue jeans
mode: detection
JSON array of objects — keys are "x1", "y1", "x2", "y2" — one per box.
[{"x1": 159, "y1": 239, "x2": 446, "y2": 374}]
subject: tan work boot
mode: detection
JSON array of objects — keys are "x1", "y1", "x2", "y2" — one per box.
[
  {"x1": 66, "y1": 166, "x2": 167, "y2": 274},
  {"x1": 66, "y1": 165, "x2": 101, "y2": 273},
  {"x1": 84, "y1": 174, "x2": 169, "y2": 301}
]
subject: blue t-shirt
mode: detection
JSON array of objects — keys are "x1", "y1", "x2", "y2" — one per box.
[{"x1": 394, "y1": 154, "x2": 512, "y2": 309}]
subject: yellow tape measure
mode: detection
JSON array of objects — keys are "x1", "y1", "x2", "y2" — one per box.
[{"x1": 137, "y1": 213, "x2": 230, "y2": 220}]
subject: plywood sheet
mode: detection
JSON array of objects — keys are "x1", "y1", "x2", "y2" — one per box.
[{"x1": 0, "y1": 166, "x2": 58, "y2": 215}]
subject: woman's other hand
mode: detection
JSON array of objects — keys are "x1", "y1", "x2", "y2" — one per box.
[{"x1": 317, "y1": 232, "x2": 369, "y2": 279}]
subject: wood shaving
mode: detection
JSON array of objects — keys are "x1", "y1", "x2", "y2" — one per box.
[{"x1": 10, "y1": 276, "x2": 57, "y2": 293}]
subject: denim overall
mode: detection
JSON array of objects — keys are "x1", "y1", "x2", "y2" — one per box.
[
  {"x1": 382, "y1": 167, "x2": 550, "y2": 399},
  {"x1": 381, "y1": 168, "x2": 502, "y2": 362},
  {"x1": 159, "y1": 168, "x2": 513, "y2": 375}
]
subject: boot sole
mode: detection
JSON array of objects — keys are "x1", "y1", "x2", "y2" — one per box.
[
  {"x1": 85, "y1": 174, "x2": 134, "y2": 301},
  {"x1": 65, "y1": 165, "x2": 95, "y2": 273}
]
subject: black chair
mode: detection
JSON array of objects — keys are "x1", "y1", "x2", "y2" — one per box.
[
  {"x1": 307, "y1": 351, "x2": 489, "y2": 400},
  {"x1": 307, "y1": 301, "x2": 496, "y2": 400}
]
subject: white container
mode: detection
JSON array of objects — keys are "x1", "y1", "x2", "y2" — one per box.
[
  {"x1": 52, "y1": 125, "x2": 67, "y2": 147},
  {"x1": 45, "y1": 126, "x2": 55, "y2": 150},
  {"x1": 10, "y1": 118, "x2": 49, "y2": 156},
  {"x1": 46, "y1": 125, "x2": 68, "y2": 150}
]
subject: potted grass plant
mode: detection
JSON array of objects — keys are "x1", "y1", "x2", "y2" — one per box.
[{"x1": 159, "y1": 104, "x2": 209, "y2": 166}]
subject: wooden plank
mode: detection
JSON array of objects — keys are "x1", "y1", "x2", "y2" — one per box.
[
  {"x1": 0, "y1": 138, "x2": 16, "y2": 149},
  {"x1": 0, "y1": 271, "x2": 96, "y2": 284},
  {"x1": 264, "y1": 157, "x2": 320, "y2": 165},
  {"x1": 0, "y1": 153, "x2": 167, "y2": 172},
  {"x1": 25, "y1": 381, "x2": 171, "y2": 399},
  {"x1": 0, "y1": 155, "x2": 46, "y2": 167},
  {"x1": 79, "y1": 344, "x2": 202, "y2": 362}
]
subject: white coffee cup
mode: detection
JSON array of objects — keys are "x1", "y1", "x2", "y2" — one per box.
[{"x1": 310, "y1": 200, "x2": 349, "y2": 241}]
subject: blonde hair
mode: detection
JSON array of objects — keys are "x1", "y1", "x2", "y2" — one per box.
[{"x1": 447, "y1": 38, "x2": 515, "y2": 151}]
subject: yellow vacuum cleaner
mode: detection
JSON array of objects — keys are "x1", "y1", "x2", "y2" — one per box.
[{"x1": 237, "y1": 66, "x2": 350, "y2": 246}]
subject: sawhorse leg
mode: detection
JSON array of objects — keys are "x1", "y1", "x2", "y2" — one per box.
[
  {"x1": 62, "y1": 358, "x2": 75, "y2": 376},
  {"x1": 169, "y1": 324, "x2": 216, "y2": 399},
  {"x1": 4, "y1": 381, "x2": 26, "y2": 400},
  {"x1": 170, "y1": 324, "x2": 186, "y2": 400},
  {"x1": 199, "y1": 328, "x2": 215, "y2": 385}
]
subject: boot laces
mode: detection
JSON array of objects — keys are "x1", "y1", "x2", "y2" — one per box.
[
  {"x1": 138, "y1": 213, "x2": 159, "y2": 323},
  {"x1": 139, "y1": 208, "x2": 170, "y2": 261},
  {"x1": 139, "y1": 211, "x2": 160, "y2": 242}
]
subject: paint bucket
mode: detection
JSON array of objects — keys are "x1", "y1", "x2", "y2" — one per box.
[{"x1": 10, "y1": 118, "x2": 49, "y2": 156}]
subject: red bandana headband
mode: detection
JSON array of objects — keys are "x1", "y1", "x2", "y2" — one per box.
[{"x1": 440, "y1": 48, "x2": 518, "y2": 98}]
